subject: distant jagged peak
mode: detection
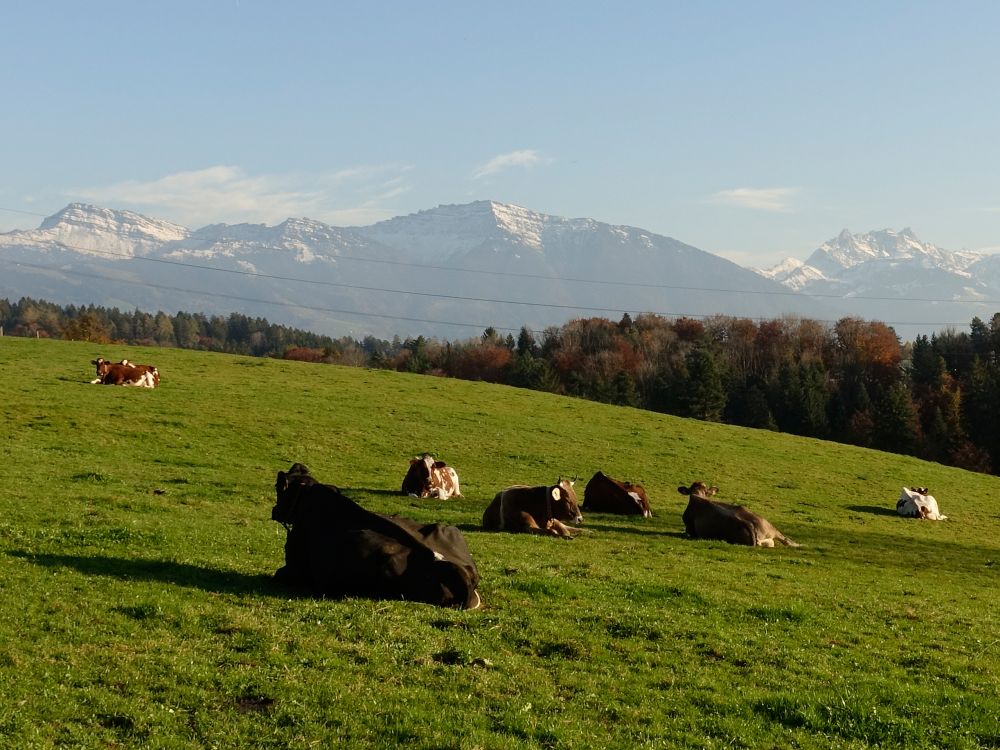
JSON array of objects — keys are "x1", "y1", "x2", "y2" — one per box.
[
  {"x1": 39, "y1": 202, "x2": 189, "y2": 243},
  {"x1": 756, "y1": 256, "x2": 804, "y2": 279},
  {"x1": 807, "y1": 226, "x2": 953, "y2": 274}
]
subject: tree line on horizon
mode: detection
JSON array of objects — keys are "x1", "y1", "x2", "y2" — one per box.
[{"x1": 4, "y1": 296, "x2": 1000, "y2": 477}]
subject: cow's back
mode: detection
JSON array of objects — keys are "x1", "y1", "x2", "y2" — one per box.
[
  {"x1": 583, "y1": 471, "x2": 650, "y2": 515},
  {"x1": 482, "y1": 491, "x2": 505, "y2": 530},
  {"x1": 483, "y1": 485, "x2": 538, "y2": 531},
  {"x1": 684, "y1": 497, "x2": 756, "y2": 545}
]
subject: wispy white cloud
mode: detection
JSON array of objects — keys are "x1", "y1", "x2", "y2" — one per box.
[
  {"x1": 710, "y1": 187, "x2": 799, "y2": 212},
  {"x1": 73, "y1": 164, "x2": 413, "y2": 228},
  {"x1": 472, "y1": 149, "x2": 551, "y2": 180}
]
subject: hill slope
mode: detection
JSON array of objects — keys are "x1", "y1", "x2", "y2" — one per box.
[{"x1": 1, "y1": 338, "x2": 998, "y2": 748}]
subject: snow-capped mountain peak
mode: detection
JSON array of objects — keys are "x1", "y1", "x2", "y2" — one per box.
[
  {"x1": 357, "y1": 200, "x2": 550, "y2": 260},
  {"x1": 4, "y1": 202, "x2": 190, "y2": 258},
  {"x1": 755, "y1": 227, "x2": 999, "y2": 333}
]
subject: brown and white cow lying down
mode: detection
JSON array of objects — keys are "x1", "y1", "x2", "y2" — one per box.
[
  {"x1": 678, "y1": 481, "x2": 800, "y2": 547},
  {"x1": 272, "y1": 463, "x2": 482, "y2": 609},
  {"x1": 897, "y1": 487, "x2": 947, "y2": 520},
  {"x1": 90, "y1": 358, "x2": 159, "y2": 388},
  {"x1": 401, "y1": 454, "x2": 461, "y2": 499},
  {"x1": 582, "y1": 471, "x2": 652, "y2": 517},
  {"x1": 481, "y1": 479, "x2": 584, "y2": 538}
]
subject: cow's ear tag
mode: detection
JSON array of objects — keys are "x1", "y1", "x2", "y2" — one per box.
[{"x1": 551, "y1": 487, "x2": 561, "y2": 501}]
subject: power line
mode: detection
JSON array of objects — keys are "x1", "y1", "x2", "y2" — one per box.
[
  {"x1": 0, "y1": 261, "x2": 522, "y2": 333},
  {"x1": 0, "y1": 257, "x2": 978, "y2": 330}
]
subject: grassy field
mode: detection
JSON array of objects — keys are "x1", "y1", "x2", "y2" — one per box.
[{"x1": 1, "y1": 336, "x2": 998, "y2": 749}]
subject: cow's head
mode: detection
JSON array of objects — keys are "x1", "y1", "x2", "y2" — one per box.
[
  {"x1": 272, "y1": 463, "x2": 317, "y2": 526},
  {"x1": 678, "y1": 482, "x2": 719, "y2": 499},
  {"x1": 551, "y1": 478, "x2": 583, "y2": 524},
  {"x1": 402, "y1": 454, "x2": 439, "y2": 495}
]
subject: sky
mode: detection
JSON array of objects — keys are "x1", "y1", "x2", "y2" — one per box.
[{"x1": 2, "y1": 0, "x2": 998, "y2": 268}]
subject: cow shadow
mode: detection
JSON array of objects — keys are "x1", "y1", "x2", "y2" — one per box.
[
  {"x1": 8, "y1": 550, "x2": 291, "y2": 598},
  {"x1": 453, "y1": 521, "x2": 686, "y2": 539},
  {"x1": 846, "y1": 505, "x2": 899, "y2": 517},
  {"x1": 341, "y1": 487, "x2": 402, "y2": 498},
  {"x1": 582, "y1": 521, "x2": 687, "y2": 538}
]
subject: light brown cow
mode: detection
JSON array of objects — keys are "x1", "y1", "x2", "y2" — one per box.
[
  {"x1": 90, "y1": 358, "x2": 159, "y2": 388},
  {"x1": 481, "y1": 479, "x2": 583, "y2": 538},
  {"x1": 677, "y1": 481, "x2": 799, "y2": 547},
  {"x1": 582, "y1": 471, "x2": 652, "y2": 517},
  {"x1": 401, "y1": 454, "x2": 461, "y2": 499}
]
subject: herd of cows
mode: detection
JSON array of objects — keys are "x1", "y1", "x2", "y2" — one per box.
[
  {"x1": 270, "y1": 453, "x2": 949, "y2": 610},
  {"x1": 85, "y1": 358, "x2": 949, "y2": 610}
]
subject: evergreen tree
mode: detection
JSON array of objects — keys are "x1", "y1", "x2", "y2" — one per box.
[
  {"x1": 681, "y1": 347, "x2": 726, "y2": 421},
  {"x1": 872, "y1": 381, "x2": 922, "y2": 455}
]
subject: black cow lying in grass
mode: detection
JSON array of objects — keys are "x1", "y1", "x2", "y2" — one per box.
[{"x1": 271, "y1": 463, "x2": 482, "y2": 609}]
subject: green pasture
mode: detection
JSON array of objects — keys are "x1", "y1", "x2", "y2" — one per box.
[{"x1": 1, "y1": 337, "x2": 998, "y2": 749}]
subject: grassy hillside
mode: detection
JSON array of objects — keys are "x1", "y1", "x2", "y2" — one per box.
[{"x1": 1, "y1": 337, "x2": 998, "y2": 749}]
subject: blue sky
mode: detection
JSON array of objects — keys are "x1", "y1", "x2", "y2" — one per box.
[{"x1": 2, "y1": 1, "x2": 998, "y2": 266}]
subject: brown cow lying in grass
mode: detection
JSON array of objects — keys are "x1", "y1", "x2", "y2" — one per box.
[
  {"x1": 272, "y1": 463, "x2": 482, "y2": 609},
  {"x1": 582, "y1": 471, "x2": 652, "y2": 517},
  {"x1": 90, "y1": 358, "x2": 159, "y2": 388},
  {"x1": 677, "y1": 481, "x2": 800, "y2": 547},
  {"x1": 481, "y1": 479, "x2": 584, "y2": 538}
]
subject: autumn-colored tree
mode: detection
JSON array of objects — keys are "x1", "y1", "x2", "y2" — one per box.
[
  {"x1": 62, "y1": 311, "x2": 110, "y2": 343},
  {"x1": 450, "y1": 342, "x2": 512, "y2": 382},
  {"x1": 283, "y1": 347, "x2": 326, "y2": 363},
  {"x1": 672, "y1": 317, "x2": 705, "y2": 343}
]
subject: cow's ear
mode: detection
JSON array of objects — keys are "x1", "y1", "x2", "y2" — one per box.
[
  {"x1": 551, "y1": 487, "x2": 562, "y2": 502},
  {"x1": 678, "y1": 485, "x2": 691, "y2": 495},
  {"x1": 707, "y1": 486, "x2": 719, "y2": 496}
]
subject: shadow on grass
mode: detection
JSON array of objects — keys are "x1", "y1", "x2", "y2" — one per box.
[
  {"x1": 453, "y1": 521, "x2": 687, "y2": 540},
  {"x1": 8, "y1": 550, "x2": 290, "y2": 598},
  {"x1": 342, "y1": 487, "x2": 405, "y2": 498},
  {"x1": 578, "y1": 522, "x2": 687, "y2": 538},
  {"x1": 846, "y1": 505, "x2": 900, "y2": 517}
]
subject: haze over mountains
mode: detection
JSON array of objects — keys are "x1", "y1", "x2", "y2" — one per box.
[{"x1": 0, "y1": 202, "x2": 994, "y2": 340}]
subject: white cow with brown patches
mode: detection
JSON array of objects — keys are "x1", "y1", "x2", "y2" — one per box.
[
  {"x1": 401, "y1": 454, "x2": 462, "y2": 499},
  {"x1": 896, "y1": 487, "x2": 947, "y2": 520}
]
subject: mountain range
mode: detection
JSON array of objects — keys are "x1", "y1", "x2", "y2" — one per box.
[
  {"x1": 756, "y1": 228, "x2": 1000, "y2": 337},
  {"x1": 0, "y1": 202, "x2": 995, "y2": 340}
]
